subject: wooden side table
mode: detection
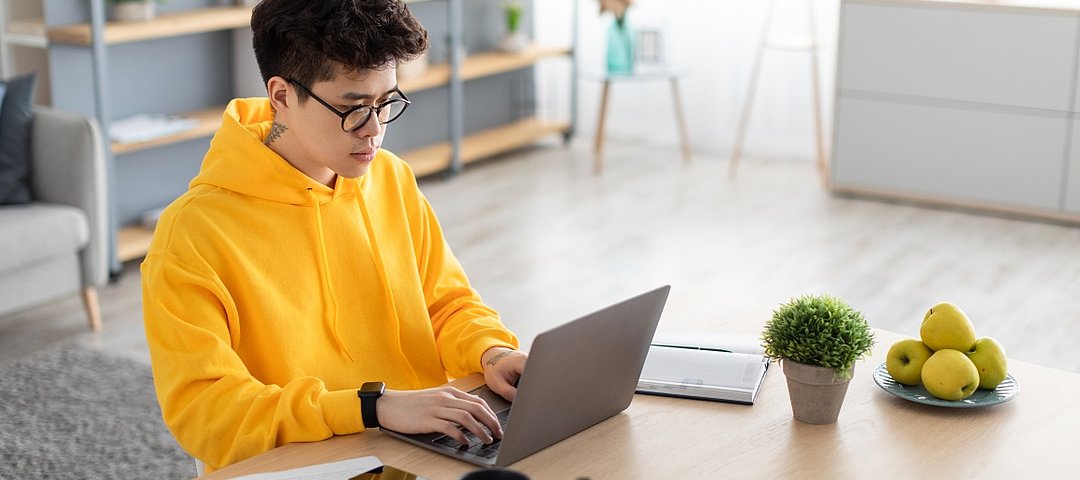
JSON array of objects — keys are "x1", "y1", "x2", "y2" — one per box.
[{"x1": 588, "y1": 70, "x2": 692, "y2": 174}]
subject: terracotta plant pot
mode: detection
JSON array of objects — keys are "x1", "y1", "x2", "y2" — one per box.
[{"x1": 782, "y1": 359, "x2": 853, "y2": 424}]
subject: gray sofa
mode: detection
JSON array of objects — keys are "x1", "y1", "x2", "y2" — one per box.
[{"x1": 0, "y1": 107, "x2": 109, "y2": 330}]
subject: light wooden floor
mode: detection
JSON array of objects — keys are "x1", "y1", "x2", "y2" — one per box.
[{"x1": 3, "y1": 140, "x2": 1079, "y2": 375}]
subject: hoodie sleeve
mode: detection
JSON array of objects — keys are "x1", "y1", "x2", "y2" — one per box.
[
  {"x1": 141, "y1": 253, "x2": 364, "y2": 470},
  {"x1": 412, "y1": 192, "x2": 520, "y2": 378}
]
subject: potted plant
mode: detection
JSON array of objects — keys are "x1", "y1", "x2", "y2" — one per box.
[
  {"x1": 761, "y1": 294, "x2": 875, "y2": 424},
  {"x1": 498, "y1": 2, "x2": 528, "y2": 53},
  {"x1": 107, "y1": 0, "x2": 161, "y2": 22}
]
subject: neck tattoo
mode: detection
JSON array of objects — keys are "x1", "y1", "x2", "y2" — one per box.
[{"x1": 265, "y1": 121, "x2": 287, "y2": 146}]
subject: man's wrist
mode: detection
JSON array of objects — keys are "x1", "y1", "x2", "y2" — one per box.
[{"x1": 482, "y1": 346, "x2": 515, "y2": 369}]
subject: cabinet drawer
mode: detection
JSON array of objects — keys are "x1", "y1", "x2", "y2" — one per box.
[
  {"x1": 840, "y1": 2, "x2": 1078, "y2": 111},
  {"x1": 833, "y1": 97, "x2": 1067, "y2": 211}
]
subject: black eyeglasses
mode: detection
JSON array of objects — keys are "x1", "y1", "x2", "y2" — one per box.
[{"x1": 286, "y1": 79, "x2": 410, "y2": 133}]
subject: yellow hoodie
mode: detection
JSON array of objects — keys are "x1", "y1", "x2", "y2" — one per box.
[{"x1": 141, "y1": 98, "x2": 518, "y2": 470}]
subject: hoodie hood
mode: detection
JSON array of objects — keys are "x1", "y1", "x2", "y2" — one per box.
[
  {"x1": 191, "y1": 98, "x2": 360, "y2": 205},
  {"x1": 192, "y1": 98, "x2": 362, "y2": 360}
]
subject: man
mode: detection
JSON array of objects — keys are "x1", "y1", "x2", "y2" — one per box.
[{"x1": 141, "y1": 0, "x2": 527, "y2": 471}]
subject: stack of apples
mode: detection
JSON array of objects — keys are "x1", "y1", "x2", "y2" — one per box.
[{"x1": 886, "y1": 302, "x2": 1008, "y2": 401}]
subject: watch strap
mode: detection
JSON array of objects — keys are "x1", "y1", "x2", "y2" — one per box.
[{"x1": 358, "y1": 382, "x2": 384, "y2": 429}]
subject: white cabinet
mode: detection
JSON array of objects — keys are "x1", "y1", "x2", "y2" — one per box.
[
  {"x1": 840, "y1": 2, "x2": 1077, "y2": 111},
  {"x1": 835, "y1": 97, "x2": 1067, "y2": 210},
  {"x1": 833, "y1": 0, "x2": 1080, "y2": 222}
]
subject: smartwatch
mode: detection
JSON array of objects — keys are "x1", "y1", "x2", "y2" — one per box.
[{"x1": 358, "y1": 381, "x2": 385, "y2": 429}]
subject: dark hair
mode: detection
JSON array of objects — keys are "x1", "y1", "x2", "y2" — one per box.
[{"x1": 251, "y1": 0, "x2": 429, "y2": 101}]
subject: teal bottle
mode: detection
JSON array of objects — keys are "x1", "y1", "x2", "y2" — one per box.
[{"x1": 606, "y1": 17, "x2": 634, "y2": 75}]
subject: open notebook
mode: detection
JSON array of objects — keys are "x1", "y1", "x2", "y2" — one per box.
[{"x1": 636, "y1": 331, "x2": 770, "y2": 405}]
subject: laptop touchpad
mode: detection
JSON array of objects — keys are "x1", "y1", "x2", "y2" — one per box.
[{"x1": 470, "y1": 385, "x2": 511, "y2": 413}]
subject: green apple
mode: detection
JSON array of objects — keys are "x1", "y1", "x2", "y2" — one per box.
[
  {"x1": 920, "y1": 302, "x2": 977, "y2": 352},
  {"x1": 886, "y1": 339, "x2": 933, "y2": 385},
  {"x1": 921, "y1": 349, "x2": 980, "y2": 401},
  {"x1": 966, "y1": 337, "x2": 1008, "y2": 389}
]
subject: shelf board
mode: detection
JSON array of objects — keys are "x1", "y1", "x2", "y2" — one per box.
[
  {"x1": 111, "y1": 106, "x2": 224, "y2": 155},
  {"x1": 398, "y1": 117, "x2": 569, "y2": 177},
  {"x1": 398, "y1": 142, "x2": 453, "y2": 178},
  {"x1": 398, "y1": 63, "x2": 451, "y2": 93},
  {"x1": 460, "y1": 46, "x2": 572, "y2": 81},
  {"x1": 46, "y1": 6, "x2": 252, "y2": 46},
  {"x1": 398, "y1": 45, "x2": 571, "y2": 93},
  {"x1": 460, "y1": 117, "x2": 569, "y2": 164},
  {"x1": 117, "y1": 225, "x2": 155, "y2": 262}
]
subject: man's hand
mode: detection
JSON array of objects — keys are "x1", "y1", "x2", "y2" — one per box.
[
  {"x1": 376, "y1": 387, "x2": 503, "y2": 445},
  {"x1": 482, "y1": 346, "x2": 528, "y2": 402}
]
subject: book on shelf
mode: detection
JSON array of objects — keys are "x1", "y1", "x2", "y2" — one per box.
[{"x1": 637, "y1": 330, "x2": 770, "y2": 405}]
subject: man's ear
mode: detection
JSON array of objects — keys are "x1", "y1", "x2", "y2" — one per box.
[{"x1": 266, "y1": 76, "x2": 291, "y2": 112}]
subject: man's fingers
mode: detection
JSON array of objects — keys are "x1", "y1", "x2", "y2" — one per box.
[
  {"x1": 443, "y1": 408, "x2": 494, "y2": 444},
  {"x1": 436, "y1": 419, "x2": 469, "y2": 445},
  {"x1": 497, "y1": 384, "x2": 518, "y2": 403},
  {"x1": 446, "y1": 397, "x2": 501, "y2": 441},
  {"x1": 442, "y1": 388, "x2": 502, "y2": 438}
]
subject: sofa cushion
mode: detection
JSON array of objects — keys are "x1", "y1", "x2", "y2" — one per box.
[
  {"x1": 0, "y1": 203, "x2": 89, "y2": 273},
  {"x1": 0, "y1": 73, "x2": 37, "y2": 205}
]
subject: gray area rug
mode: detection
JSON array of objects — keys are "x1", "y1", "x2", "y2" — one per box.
[{"x1": 0, "y1": 343, "x2": 192, "y2": 479}]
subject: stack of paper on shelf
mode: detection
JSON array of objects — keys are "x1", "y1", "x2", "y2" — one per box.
[{"x1": 108, "y1": 114, "x2": 200, "y2": 144}]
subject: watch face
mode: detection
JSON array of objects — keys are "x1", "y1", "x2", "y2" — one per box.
[{"x1": 361, "y1": 382, "x2": 385, "y2": 395}]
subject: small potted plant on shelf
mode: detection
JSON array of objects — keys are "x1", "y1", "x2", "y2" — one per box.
[
  {"x1": 107, "y1": 0, "x2": 162, "y2": 22},
  {"x1": 761, "y1": 294, "x2": 875, "y2": 424},
  {"x1": 498, "y1": 1, "x2": 529, "y2": 53}
]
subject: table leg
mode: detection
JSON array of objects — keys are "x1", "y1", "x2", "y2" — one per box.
[{"x1": 594, "y1": 80, "x2": 611, "y2": 174}]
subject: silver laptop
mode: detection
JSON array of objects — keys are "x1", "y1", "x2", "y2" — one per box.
[{"x1": 382, "y1": 285, "x2": 670, "y2": 467}]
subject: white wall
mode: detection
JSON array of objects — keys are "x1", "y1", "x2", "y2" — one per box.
[{"x1": 535, "y1": 0, "x2": 840, "y2": 160}]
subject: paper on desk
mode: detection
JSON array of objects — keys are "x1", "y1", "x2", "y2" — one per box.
[
  {"x1": 108, "y1": 113, "x2": 200, "y2": 144},
  {"x1": 231, "y1": 456, "x2": 382, "y2": 480}
]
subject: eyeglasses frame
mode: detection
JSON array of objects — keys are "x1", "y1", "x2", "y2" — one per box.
[{"x1": 285, "y1": 78, "x2": 411, "y2": 133}]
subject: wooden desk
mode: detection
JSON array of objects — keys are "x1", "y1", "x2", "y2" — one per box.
[{"x1": 202, "y1": 328, "x2": 1080, "y2": 479}]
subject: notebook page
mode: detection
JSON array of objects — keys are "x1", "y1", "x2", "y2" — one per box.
[{"x1": 639, "y1": 347, "x2": 765, "y2": 392}]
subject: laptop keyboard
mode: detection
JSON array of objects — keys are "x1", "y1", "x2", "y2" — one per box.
[{"x1": 432, "y1": 408, "x2": 511, "y2": 459}]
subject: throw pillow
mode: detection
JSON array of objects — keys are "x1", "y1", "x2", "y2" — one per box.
[{"x1": 0, "y1": 73, "x2": 38, "y2": 205}]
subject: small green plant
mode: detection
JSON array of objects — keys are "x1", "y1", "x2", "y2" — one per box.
[
  {"x1": 761, "y1": 294, "x2": 875, "y2": 380},
  {"x1": 504, "y1": 2, "x2": 523, "y2": 34}
]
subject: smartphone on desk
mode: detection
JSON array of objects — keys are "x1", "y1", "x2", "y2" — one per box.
[{"x1": 351, "y1": 464, "x2": 426, "y2": 480}]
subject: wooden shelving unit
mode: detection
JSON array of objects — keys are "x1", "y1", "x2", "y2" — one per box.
[{"x1": 33, "y1": 2, "x2": 574, "y2": 264}]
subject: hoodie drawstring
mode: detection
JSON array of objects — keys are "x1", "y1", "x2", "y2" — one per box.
[
  {"x1": 355, "y1": 182, "x2": 423, "y2": 388},
  {"x1": 307, "y1": 188, "x2": 354, "y2": 361}
]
